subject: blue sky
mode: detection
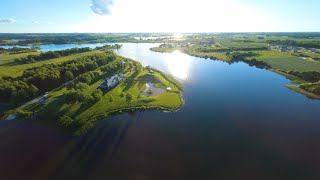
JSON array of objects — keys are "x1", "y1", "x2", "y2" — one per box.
[{"x1": 0, "y1": 0, "x2": 320, "y2": 33}]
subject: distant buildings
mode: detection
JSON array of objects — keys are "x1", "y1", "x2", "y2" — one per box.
[
  {"x1": 98, "y1": 74, "x2": 124, "y2": 91},
  {"x1": 268, "y1": 44, "x2": 320, "y2": 55},
  {"x1": 160, "y1": 44, "x2": 174, "y2": 48},
  {"x1": 159, "y1": 42, "x2": 211, "y2": 49},
  {"x1": 268, "y1": 45, "x2": 288, "y2": 52},
  {"x1": 308, "y1": 48, "x2": 318, "y2": 53},
  {"x1": 291, "y1": 47, "x2": 299, "y2": 53}
]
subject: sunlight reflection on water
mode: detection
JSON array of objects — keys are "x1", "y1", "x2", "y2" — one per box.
[{"x1": 164, "y1": 50, "x2": 191, "y2": 80}]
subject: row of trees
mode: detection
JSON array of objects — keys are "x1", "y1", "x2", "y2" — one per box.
[
  {"x1": 267, "y1": 40, "x2": 320, "y2": 49},
  {"x1": 199, "y1": 47, "x2": 267, "y2": 53},
  {"x1": 226, "y1": 51, "x2": 258, "y2": 60},
  {"x1": 14, "y1": 47, "x2": 92, "y2": 64},
  {"x1": 226, "y1": 52, "x2": 271, "y2": 69},
  {"x1": 95, "y1": 44, "x2": 122, "y2": 51},
  {"x1": 0, "y1": 47, "x2": 39, "y2": 54}
]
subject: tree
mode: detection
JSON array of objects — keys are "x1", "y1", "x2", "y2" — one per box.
[
  {"x1": 16, "y1": 109, "x2": 32, "y2": 118},
  {"x1": 74, "y1": 82, "x2": 89, "y2": 91},
  {"x1": 92, "y1": 89, "x2": 103, "y2": 102},
  {"x1": 126, "y1": 93, "x2": 133, "y2": 102},
  {"x1": 58, "y1": 115, "x2": 74, "y2": 128},
  {"x1": 63, "y1": 71, "x2": 74, "y2": 82}
]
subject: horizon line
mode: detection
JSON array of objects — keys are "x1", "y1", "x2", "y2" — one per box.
[{"x1": 1, "y1": 32, "x2": 320, "y2": 34}]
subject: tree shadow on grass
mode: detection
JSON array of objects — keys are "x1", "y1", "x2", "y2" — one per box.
[
  {"x1": 137, "y1": 74, "x2": 161, "y2": 87},
  {"x1": 0, "y1": 61, "x2": 21, "y2": 67},
  {"x1": 122, "y1": 70, "x2": 140, "y2": 92},
  {"x1": 71, "y1": 101, "x2": 99, "y2": 120}
]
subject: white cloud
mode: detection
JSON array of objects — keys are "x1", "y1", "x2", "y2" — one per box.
[
  {"x1": 0, "y1": 18, "x2": 16, "y2": 23},
  {"x1": 90, "y1": 0, "x2": 113, "y2": 15}
]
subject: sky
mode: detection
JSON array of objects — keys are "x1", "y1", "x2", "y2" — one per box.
[{"x1": 0, "y1": 0, "x2": 320, "y2": 33}]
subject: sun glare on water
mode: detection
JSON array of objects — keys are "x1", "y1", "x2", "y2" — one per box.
[{"x1": 164, "y1": 51, "x2": 191, "y2": 80}]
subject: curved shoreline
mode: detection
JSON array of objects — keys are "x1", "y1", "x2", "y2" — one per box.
[{"x1": 150, "y1": 47, "x2": 320, "y2": 99}]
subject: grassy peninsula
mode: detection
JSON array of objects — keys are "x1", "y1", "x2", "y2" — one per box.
[{"x1": 0, "y1": 47, "x2": 184, "y2": 135}]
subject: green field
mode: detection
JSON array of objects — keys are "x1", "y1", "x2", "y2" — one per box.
[
  {"x1": 151, "y1": 34, "x2": 320, "y2": 73},
  {"x1": 246, "y1": 50, "x2": 320, "y2": 72},
  {"x1": 0, "y1": 52, "x2": 40, "y2": 64}
]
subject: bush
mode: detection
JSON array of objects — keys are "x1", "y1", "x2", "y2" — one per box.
[
  {"x1": 300, "y1": 81, "x2": 320, "y2": 95},
  {"x1": 92, "y1": 89, "x2": 103, "y2": 102},
  {"x1": 16, "y1": 109, "x2": 32, "y2": 118},
  {"x1": 64, "y1": 89, "x2": 89, "y2": 102},
  {"x1": 126, "y1": 93, "x2": 133, "y2": 102},
  {"x1": 58, "y1": 115, "x2": 74, "y2": 128}
]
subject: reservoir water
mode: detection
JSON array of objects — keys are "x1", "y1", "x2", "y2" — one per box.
[{"x1": 1, "y1": 43, "x2": 320, "y2": 180}]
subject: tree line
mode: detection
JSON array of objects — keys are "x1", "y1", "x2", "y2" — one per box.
[
  {"x1": 198, "y1": 47, "x2": 267, "y2": 53},
  {"x1": 226, "y1": 51, "x2": 271, "y2": 69},
  {"x1": 14, "y1": 47, "x2": 92, "y2": 64},
  {"x1": 0, "y1": 47, "x2": 39, "y2": 54},
  {"x1": 288, "y1": 71, "x2": 320, "y2": 83},
  {"x1": 267, "y1": 40, "x2": 320, "y2": 49}
]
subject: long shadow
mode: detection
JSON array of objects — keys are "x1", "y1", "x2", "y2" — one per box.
[
  {"x1": 72, "y1": 102, "x2": 93, "y2": 119},
  {"x1": 0, "y1": 61, "x2": 20, "y2": 67},
  {"x1": 122, "y1": 70, "x2": 140, "y2": 91},
  {"x1": 50, "y1": 111, "x2": 143, "y2": 180}
]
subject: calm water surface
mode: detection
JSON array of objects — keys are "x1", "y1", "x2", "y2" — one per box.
[{"x1": 1, "y1": 43, "x2": 320, "y2": 180}]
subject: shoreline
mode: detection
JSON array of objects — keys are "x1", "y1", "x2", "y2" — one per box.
[
  {"x1": 150, "y1": 47, "x2": 320, "y2": 100},
  {"x1": 286, "y1": 85, "x2": 320, "y2": 100}
]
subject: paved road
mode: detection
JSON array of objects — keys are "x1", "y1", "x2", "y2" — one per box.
[{"x1": 3, "y1": 95, "x2": 45, "y2": 121}]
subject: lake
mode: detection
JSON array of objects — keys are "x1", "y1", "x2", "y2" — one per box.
[{"x1": 1, "y1": 43, "x2": 320, "y2": 180}]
